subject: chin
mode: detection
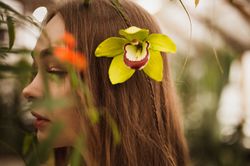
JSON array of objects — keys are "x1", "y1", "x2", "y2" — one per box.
[
  {"x1": 37, "y1": 130, "x2": 75, "y2": 148},
  {"x1": 36, "y1": 130, "x2": 49, "y2": 142}
]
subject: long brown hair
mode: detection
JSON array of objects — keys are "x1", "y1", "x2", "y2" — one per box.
[{"x1": 48, "y1": 0, "x2": 189, "y2": 165}]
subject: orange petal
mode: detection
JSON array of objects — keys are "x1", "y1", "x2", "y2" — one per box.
[
  {"x1": 71, "y1": 51, "x2": 87, "y2": 71},
  {"x1": 54, "y1": 47, "x2": 87, "y2": 71},
  {"x1": 54, "y1": 47, "x2": 72, "y2": 62},
  {"x1": 62, "y1": 32, "x2": 76, "y2": 49}
]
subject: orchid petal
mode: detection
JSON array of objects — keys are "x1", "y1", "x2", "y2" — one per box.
[
  {"x1": 95, "y1": 37, "x2": 127, "y2": 57},
  {"x1": 143, "y1": 50, "x2": 163, "y2": 81},
  {"x1": 147, "y1": 34, "x2": 176, "y2": 53},
  {"x1": 119, "y1": 26, "x2": 149, "y2": 41},
  {"x1": 109, "y1": 54, "x2": 135, "y2": 84}
]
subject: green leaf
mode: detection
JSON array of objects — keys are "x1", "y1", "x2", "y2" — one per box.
[
  {"x1": 95, "y1": 37, "x2": 126, "y2": 57},
  {"x1": 119, "y1": 26, "x2": 149, "y2": 41},
  {"x1": 22, "y1": 134, "x2": 33, "y2": 155},
  {"x1": 87, "y1": 107, "x2": 99, "y2": 124},
  {"x1": 108, "y1": 54, "x2": 135, "y2": 84},
  {"x1": 0, "y1": 2, "x2": 41, "y2": 29},
  {"x1": 143, "y1": 50, "x2": 163, "y2": 81},
  {"x1": 70, "y1": 135, "x2": 85, "y2": 166},
  {"x1": 0, "y1": 2, "x2": 22, "y2": 16},
  {"x1": 26, "y1": 123, "x2": 63, "y2": 165},
  {"x1": 0, "y1": 47, "x2": 31, "y2": 54},
  {"x1": 37, "y1": 123, "x2": 63, "y2": 162},
  {"x1": 106, "y1": 114, "x2": 121, "y2": 145},
  {"x1": 69, "y1": 68, "x2": 80, "y2": 88},
  {"x1": 195, "y1": 0, "x2": 200, "y2": 7},
  {"x1": 0, "y1": 2, "x2": 36, "y2": 24},
  {"x1": 7, "y1": 16, "x2": 15, "y2": 49},
  {"x1": 0, "y1": 60, "x2": 32, "y2": 73},
  {"x1": 147, "y1": 34, "x2": 176, "y2": 53},
  {"x1": 32, "y1": 97, "x2": 71, "y2": 112}
]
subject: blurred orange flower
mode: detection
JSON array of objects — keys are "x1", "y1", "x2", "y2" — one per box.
[
  {"x1": 62, "y1": 32, "x2": 76, "y2": 49},
  {"x1": 53, "y1": 32, "x2": 87, "y2": 71},
  {"x1": 54, "y1": 47, "x2": 87, "y2": 71}
]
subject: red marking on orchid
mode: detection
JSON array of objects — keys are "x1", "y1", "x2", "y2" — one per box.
[{"x1": 123, "y1": 41, "x2": 150, "y2": 70}]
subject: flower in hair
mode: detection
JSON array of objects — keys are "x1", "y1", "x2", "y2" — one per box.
[
  {"x1": 95, "y1": 26, "x2": 176, "y2": 84},
  {"x1": 54, "y1": 32, "x2": 87, "y2": 71}
]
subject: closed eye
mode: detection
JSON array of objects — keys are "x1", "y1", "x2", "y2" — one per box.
[{"x1": 47, "y1": 67, "x2": 67, "y2": 76}]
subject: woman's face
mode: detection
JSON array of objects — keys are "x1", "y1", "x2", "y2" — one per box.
[{"x1": 22, "y1": 14, "x2": 80, "y2": 147}]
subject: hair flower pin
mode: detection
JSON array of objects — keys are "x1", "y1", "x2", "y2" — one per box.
[{"x1": 95, "y1": 26, "x2": 176, "y2": 84}]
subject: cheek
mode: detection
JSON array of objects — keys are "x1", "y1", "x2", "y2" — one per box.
[
  {"x1": 37, "y1": 108, "x2": 81, "y2": 147},
  {"x1": 38, "y1": 76, "x2": 82, "y2": 147},
  {"x1": 51, "y1": 108, "x2": 81, "y2": 147},
  {"x1": 48, "y1": 76, "x2": 71, "y2": 99}
]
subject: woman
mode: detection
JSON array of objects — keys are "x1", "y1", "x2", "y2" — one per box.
[{"x1": 22, "y1": 0, "x2": 189, "y2": 165}]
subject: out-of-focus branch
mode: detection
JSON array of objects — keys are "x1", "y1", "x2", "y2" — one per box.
[
  {"x1": 199, "y1": 17, "x2": 249, "y2": 54},
  {"x1": 225, "y1": 0, "x2": 250, "y2": 24}
]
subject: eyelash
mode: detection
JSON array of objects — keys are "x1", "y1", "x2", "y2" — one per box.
[
  {"x1": 30, "y1": 66, "x2": 67, "y2": 81},
  {"x1": 47, "y1": 68, "x2": 67, "y2": 76}
]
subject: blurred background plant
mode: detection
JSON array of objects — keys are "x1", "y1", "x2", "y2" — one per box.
[{"x1": 1, "y1": 0, "x2": 250, "y2": 165}]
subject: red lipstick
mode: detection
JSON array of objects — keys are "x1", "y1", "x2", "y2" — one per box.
[{"x1": 31, "y1": 112, "x2": 50, "y2": 129}]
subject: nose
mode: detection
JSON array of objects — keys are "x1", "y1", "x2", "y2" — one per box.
[
  {"x1": 21, "y1": 74, "x2": 43, "y2": 132},
  {"x1": 22, "y1": 74, "x2": 43, "y2": 101}
]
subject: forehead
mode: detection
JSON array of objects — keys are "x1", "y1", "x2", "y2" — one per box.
[{"x1": 34, "y1": 13, "x2": 65, "y2": 53}]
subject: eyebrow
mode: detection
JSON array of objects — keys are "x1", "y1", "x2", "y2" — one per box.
[{"x1": 31, "y1": 48, "x2": 53, "y2": 59}]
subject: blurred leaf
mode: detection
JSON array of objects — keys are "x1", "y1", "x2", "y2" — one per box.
[
  {"x1": 0, "y1": 1, "x2": 30, "y2": 22},
  {"x1": 0, "y1": 1, "x2": 21, "y2": 16},
  {"x1": 0, "y1": 47, "x2": 31, "y2": 54},
  {"x1": 31, "y1": 97, "x2": 71, "y2": 113},
  {"x1": 0, "y1": 20, "x2": 6, "y2": 24},
  {"x1": 87, "y1": 107, "x2": 99, "y2": 124},
  {"x1": 0, "y1": 61, "x2": 32, "y2": 74},
  {"x1": 0, "y1": 52, "x2": 7, "y2": 59},
  {"x1": 7, "y1": 16, "x2": 15, "y2": 49},
  {"x1": 195, "y1": 0, "x2": 200, "y2": 7},
  {"x1": 70, "y1": 135, "x2": 85, "y2": 166},
  {"x1": 107, "y1": 114, "x2": 120, "y2": 145},
  {"x1": 22, "y1": 134, "x2": 33, "y2": 155},
  {"x1": 83, "y1": 0, "x2": 91, "y2": 6},
  {"x1": 38, "y1": 123, "x2": 63, "y2": 161},
  {"x1": 0, "y1": 13, "x2": 4, "y2": 21},
  {"x1": 0, "y1": 1, "x2": 40, "y2": 28},
  {"x1": 26, "y1": 123, "x2": 63, "y2": 166},
  {"x1": 70, "y1": 68, "x2": 80, "y2": 88}
]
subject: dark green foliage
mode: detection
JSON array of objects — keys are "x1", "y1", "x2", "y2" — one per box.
[{"x1": 7, "y1": 16, "x2": 15, "y2": 50}]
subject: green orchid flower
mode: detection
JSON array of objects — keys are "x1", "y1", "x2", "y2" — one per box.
[{"x1": 95, "y1": 26, "x2": 176, "y2": 84}]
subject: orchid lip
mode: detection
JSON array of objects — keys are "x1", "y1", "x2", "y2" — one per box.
[{"x1": 123, "y1": 41, "x2": 150, "y2": 70}]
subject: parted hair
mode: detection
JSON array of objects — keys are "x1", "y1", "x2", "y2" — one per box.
[{"x1": 46, "y1": 0, "x2": 189, "y2": 165}]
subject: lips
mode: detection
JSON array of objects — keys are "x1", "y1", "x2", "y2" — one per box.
[{"x1": 31, "y1": 112, "x2": 50, "y2": 129}]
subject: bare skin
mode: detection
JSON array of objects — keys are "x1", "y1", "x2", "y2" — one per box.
[{"x1": 22, "y1": 14, "x2": 80, "y2": 148}]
